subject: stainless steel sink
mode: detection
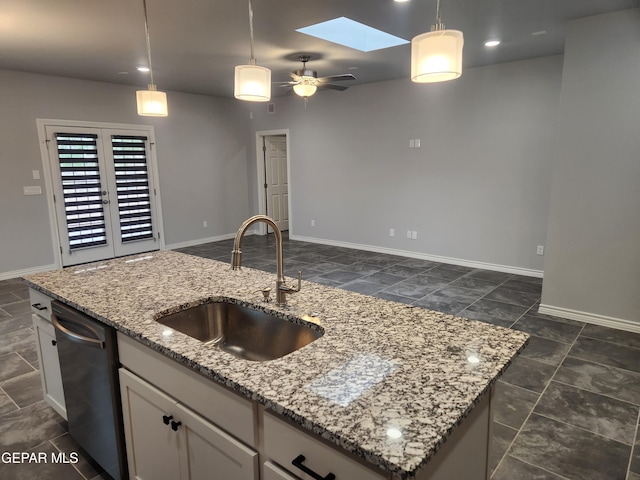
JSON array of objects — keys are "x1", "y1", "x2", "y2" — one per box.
[{"x1": 156, "y1": 301, "x2": 323, "y2": 362}]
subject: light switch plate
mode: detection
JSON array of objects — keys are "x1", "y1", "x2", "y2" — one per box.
[{"x1": 23, "y1": 186, "x2": 42, "y2": 195}]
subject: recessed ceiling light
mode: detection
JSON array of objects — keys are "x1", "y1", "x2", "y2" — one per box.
[
  {"x1": 484, "y1": 40, "x2": 500, "y2": 47},
  {"x1": 531, "y1": 30, "x2": 547, "y2": 36},
  {"x1": 137, "y1": 66, "x2": 150, "y2": 72},
  {"x1": 296, "y1": 17, "x2": 409, "y2": 52},
  {"x1": 394, "y1": 0, "x2": 410, "y2": 3}
]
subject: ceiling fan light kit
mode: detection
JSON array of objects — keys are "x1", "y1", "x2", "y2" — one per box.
[
  {"x1": 292, "y1": 82, "x2": 317, "y2": 98},
  {"x1": 411, "y1": 0, "x2": 463, "y2": 83},
  {"x1": 136, "y1": 0, "x2": 168, "y2": 116},
  {"x1": 284, "y1": 55, "x2": 355, "y2": 100},
  {"x1": 234, "y1": 0, "x2": 271, "y2": 102}
]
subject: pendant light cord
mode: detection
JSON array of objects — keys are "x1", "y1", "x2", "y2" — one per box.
[
  {"x1": 142, "y1": 0, "x2": 156, "y2": 86},
  {"x1": 248, "y1": 0, "x2": 256, "y2": 64}
]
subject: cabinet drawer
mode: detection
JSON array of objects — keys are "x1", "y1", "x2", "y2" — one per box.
[
  {"x1": 264, "y1": 461, "x2": 300, "y2": 480},
  {"x1": 117, "y1": 332, "x2": 255, "y2": 446},
  {"x1": 29, "y1": 288, "x2": 52, "y2": 321},
  {"x1": 263, "y1": 412, "x2": 386, "y2": 480}
]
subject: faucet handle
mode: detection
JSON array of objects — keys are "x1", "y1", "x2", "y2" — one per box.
[{"x1": 280, "y1": 271, "x2": 302, "y2": 294}]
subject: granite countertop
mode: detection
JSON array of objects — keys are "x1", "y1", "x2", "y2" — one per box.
[{"x1": 24, "y1": 250, "x2": 529, "y2": 479}]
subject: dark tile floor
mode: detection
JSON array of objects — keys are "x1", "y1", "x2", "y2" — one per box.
[{"x1": 1, "y1": 233, "x2": 639, "y2": 479}]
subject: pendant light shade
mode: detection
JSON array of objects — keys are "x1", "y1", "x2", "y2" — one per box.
[
  {"x1": 136, "y1": 84, "x2": 168, "y2": 116},
  {"x1": 411, "y1": 0, "x2": 463, "y2": 84},
  {"x1": 411, "y1": 29, "x2": 463, "y2": 83},
  {"x1": 234, "y1": 0, "x2": 271, "y2": 102},
  {"x1": 234, "y1": 63, "x2": 271, "y2": 102},
  {"x1": 137, "y1": 0, "x2": 168, "y2": 116}
]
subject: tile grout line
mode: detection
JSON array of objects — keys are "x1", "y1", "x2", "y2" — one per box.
[
  {"x1": 627, "y1": 409, "x2": 640, "y2": 479},
  {"x1": 15, "y1": 350, "x2": 39, "y2": 372},
  {"x1": 491, "y1": 321, "x2": 586, "y2": 478},
  {"x1": 50, "y1": 437, "x2": 94, "y2": 480},
  {"x1": 0, "y1": 385, "x2": 21, "y2": 412}
]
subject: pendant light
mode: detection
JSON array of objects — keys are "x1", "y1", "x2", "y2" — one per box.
[
  {"x1": 234, "y1": 0, "x2": 271, "y2": 102},
  {"x1": 136, "y1": 0, "x2": 168, "y2": 116},
  {"x1": 411, "y1": 0, "x2": 463, "y2": 83}
]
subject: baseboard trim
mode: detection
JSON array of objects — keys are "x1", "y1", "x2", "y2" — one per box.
[
  {"x1": 289, "y1": 234, "x2": 544, "y2": 278},
  {"x1": 538, "y1": 304, "x2": 640, "y2": 333},
  {"x1": 165, "y1": 233, "x2": 237, "y2": 251},
  {"x1": 1, "y1": 264, "x2": 58, "y2": 281}
]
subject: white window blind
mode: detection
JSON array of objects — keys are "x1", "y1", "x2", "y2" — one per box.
[
  {"x1": 111, "y1": 135, "x2": 154, "y2": 243},
  {"x1": 55, "y1": 132, "x2": 107, "y2": 250}
]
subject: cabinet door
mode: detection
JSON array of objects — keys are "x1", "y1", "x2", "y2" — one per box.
[
  {"x1": 177, "y1": 402, "x2": 258, "y2": 480},
  {"x1": 119, "y1": 369, "x2": 182, "y2": 480},
  {"x1": 32, "y1": 314, "x2": 66, "y2": 419}
]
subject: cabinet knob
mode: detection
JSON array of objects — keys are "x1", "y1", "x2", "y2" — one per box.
[
  {"x1": 291, "y1": 455, "x2": 336, "y2": 480},
  {"x1": 162, "y1": 415, "x2": 173, "y2": 425},
  {"x1": 51, "y1": 339, "x2": 57, "y2": 346},
  {"x1": 171, "y1": 420, "x2": 182, "y2": 431}
]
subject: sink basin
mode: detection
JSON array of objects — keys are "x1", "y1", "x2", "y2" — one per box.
[{"x1": 156, "y1": 301, "x2": 323, "y2": 362}]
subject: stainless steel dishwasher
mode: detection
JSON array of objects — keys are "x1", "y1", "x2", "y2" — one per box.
[{"x1": 51, "y1": 300, "x2": 128, "y2": 480}]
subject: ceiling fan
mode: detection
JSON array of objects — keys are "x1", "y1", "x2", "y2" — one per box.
[{"x1": 280, "y1": 55, "x2": 356, "y2": 98}]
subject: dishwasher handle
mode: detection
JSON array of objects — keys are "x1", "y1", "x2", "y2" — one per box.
[{"x1": 52, "y1": 315, "x2": 106, "y2": 349}]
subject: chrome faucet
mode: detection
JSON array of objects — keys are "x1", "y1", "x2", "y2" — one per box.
[{"x1": 231, "y1": 215, "x2": 301, "y2": 306}]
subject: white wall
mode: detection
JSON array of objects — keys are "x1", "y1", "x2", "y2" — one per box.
[
  {"x1": 541, "y1": 9, "x2": 640, "y2": 327},
  {"x1": 248, "y1": 55, "x2": 563, "y2": 274},
  {"x1": 0, "y1": 69, "x2": 251, "y2": 277}
]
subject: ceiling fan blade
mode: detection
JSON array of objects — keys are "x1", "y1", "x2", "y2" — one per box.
[
  {"x1": 288, "y1": 72, "x2": 301, "y2": 81},
  {"x1": 319, "y1": 83, "x2": 349, "y2": 91},
  {"x1": 317, "y1": 73, "x2": 356, "y2": 83}
]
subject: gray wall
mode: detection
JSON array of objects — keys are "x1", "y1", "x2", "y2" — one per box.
[
  {"x1": 249, "y1": 55, "x2": 563, "y2": 274},
  {"x1": 0, "y1": 69, "x2": 251, "y2": 276},
  {"x1": 541, "y1": 9, "x2": 640, "y2": 323}
]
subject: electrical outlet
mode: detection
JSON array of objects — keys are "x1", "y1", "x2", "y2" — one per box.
[
  {"x1": 536, "y1": 245, "x2": 544, "y2": 255},
  {"x1": 409, "y1": 139, "x2": 415, "y2": 148},
  {"x1": 389, "y1": 228, "x2": 395, "y2": 237},
  {"x1": 415, "y1": 139, "x2": 421, "y2": 148},
  {"x1": 311, "y1": 219, "x2": 315, "y2": 227},
  {"x1": 203, "y1": 221, "x2": 208, "y2": 228},
  {"x1": 411, "y1": 231, "x2": 418, "y2": 240},
  {"x1": 406, "y1": 230, "x2": 412, "y2": 239}
]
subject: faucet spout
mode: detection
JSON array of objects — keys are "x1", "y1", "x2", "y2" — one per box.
[{"x1": 231, "y1": 215, "x2": 299, "y2": 305}]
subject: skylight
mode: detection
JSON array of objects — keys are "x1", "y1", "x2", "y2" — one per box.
[{"x1": 296, "y1": 17, "x2": 409, "y2": 52}]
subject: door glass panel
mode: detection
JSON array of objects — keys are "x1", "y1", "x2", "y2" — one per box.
[
  {"x1": 55, "y1": 133, "x2": 108, "y2": 250},
  {"x1": 111, "y1": 135, "x2": 154, "y2": 244}
]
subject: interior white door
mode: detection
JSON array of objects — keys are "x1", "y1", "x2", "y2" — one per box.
[
  {"x1": 264, "y1": 135, "x2": 289, "y2": 232},
  {"x1": 46, "y1": 125, "x2": 160, "y2": 266}
]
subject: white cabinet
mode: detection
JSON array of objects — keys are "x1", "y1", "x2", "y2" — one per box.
[
  {"x1": 29, "y1": 288, "x2": 66, "y2": 419},
  {"x1": 263, "y1": 461, "x2": 301, "y2": 480},
  {"x1": 263, "y1": 411, "x2": 386, "y2": 480},
  {"x1": 119, "y1": 368, "x2": 259, "y2": 480}
]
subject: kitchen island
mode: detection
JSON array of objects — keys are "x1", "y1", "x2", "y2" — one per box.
[{"x1": 24, "y1": 250, "x2": 529, "y2": 480}]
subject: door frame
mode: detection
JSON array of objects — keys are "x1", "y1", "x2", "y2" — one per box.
[
  {"x1": 36, "y1": 118, "x2": 166, "y2": 269},
  {"x1": 254, "y1": 129, "x2": 292, "y2": 236}
]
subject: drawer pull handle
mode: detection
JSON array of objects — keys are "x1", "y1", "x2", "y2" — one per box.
[
  {"x1": 171, "y1": 420, "x2": 182, "y2": 431},
  {"x1": 32, "y1": 303, "x2": 48, "y2": 311},
  {"x1": 292, "y1": 455, "x2": 336, "y2": 480},
  {"x1": 162, "y1": 415, "x2": 173, "y2": 425}
]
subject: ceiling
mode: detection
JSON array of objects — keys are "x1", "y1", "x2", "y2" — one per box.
[{"x1": 1, "y1": 0, "x2": 638, "y2": 98}]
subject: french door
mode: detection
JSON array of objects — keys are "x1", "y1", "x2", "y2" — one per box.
[{"x1": 45, "y1": 125, "x2": 161, "y2": 266}]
